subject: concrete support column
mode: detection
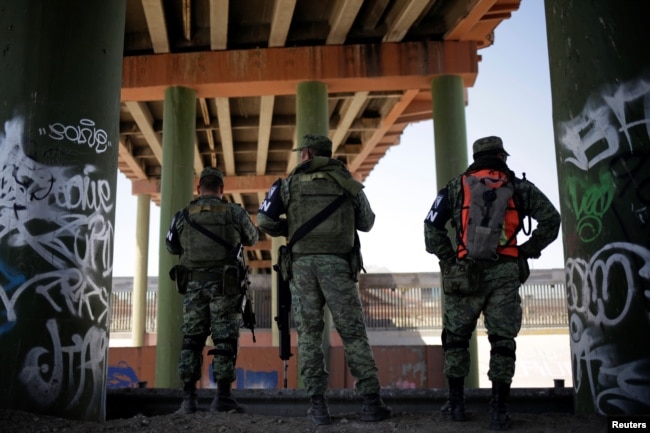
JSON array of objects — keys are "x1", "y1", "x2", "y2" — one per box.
[
  {"x1": 545, "y1": 0, "x2": 650, "y2": 415},
  {"x1": 431, "y1": 75, "x2": 479, "y2": 389},
  {"x1": 0, "y1": 1, "x2": 126, "y2": 421},
  {"x1": 296, "y1": 81, "x2": 330, "y2": 141},
  {"x1": 131, "y1": 194, "x2": 151, "y2": 347},
  {"x1": 155, "y1": 87, "x2": 197, "y2": 388}
]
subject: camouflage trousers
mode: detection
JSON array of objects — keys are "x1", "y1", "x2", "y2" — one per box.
[
  {"x1": 178, "y1": 279, "x2": 241, "y2": 384},
  {"x1": 290, "y1": 255, "x2": 380, "y2": 396},
  {"x1": 442, "y1": 260, "x2": 522, "y2": 383}
]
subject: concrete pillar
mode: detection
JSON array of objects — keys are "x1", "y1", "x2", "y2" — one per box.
[
  {"x1": 296, "y1": 81, "x2": 330, "y2": 141},
  {"x1": 155, "y1": 87, "x2": 197, "y2": 388},
  {"x1": 545, "y1": 0, "x2": 650, "y2": 415},
  {"x1": 294, "y1": 81, "x2": 331, "y2": 381},
  {"x1": 0, "y1": 1, "x2": 126, "y2": 421},
  {"x1": 131, "y1": 194, "x2": 151, "y2": 347},
  {"x1": 431, "y1": 75, "x2": 479, "y2": 389}
]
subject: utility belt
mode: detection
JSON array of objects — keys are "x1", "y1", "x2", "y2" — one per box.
[
  {"x1": 441, "y1": 254, "x2": 521, "y2": 296},
  {"x1": 170, "y1": 265, "x2": 239, "y2": 295},
  {"x1": 188, "y1": 270, "x2": 223, "y2": 282},
  {"x1": 291, "y1": 252, "x2": 350, "y2": 260},
  {"x1": 471, "y1": 254, "x2": 518, "y2": 271},
  {"x1": 474, "y1": 254, "x2": 528, "y2": 285}
]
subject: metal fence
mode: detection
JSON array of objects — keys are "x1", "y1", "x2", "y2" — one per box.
[
  {"x1": 110, "y1": 290, "x2": 158, "y2": 333},
  {"x1": 109, "y1": 270, "x2": 568, "y2": 333}
]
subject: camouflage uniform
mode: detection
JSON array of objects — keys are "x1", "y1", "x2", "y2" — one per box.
[
  {"x1": 167, "y1": 169, "x2": 258, "y2": 387},
  {"x1": 424, "y1": 165, "x2": 560, "y2": 382},
  {"x1": 423, "y1": 136, "x2": 560, "y2": 429},
  {"x1": 258, "y1": 134, "x2": 391, "y2": 424}
]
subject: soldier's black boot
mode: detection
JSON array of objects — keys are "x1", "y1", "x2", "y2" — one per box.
[
  {"x1": 210, "y1": 380, "x2": 246, "y2": 413},
  {"x1": 489, "y1": 381, "x2": 512, "y2": 430},
  {"x1": 361, "y1": 393, "x2": 392, "y2": 422},
  {"x1": 180, "y1": 382, "x2": 197, "y2": 414},
  {"x1": 440, "y1": 377, "x2": 468, "y2": 421},
  {"x1": 308, "y1": 395, "x2": 332, "y2": 425}
]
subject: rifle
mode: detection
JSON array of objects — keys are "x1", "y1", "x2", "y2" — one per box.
[
  {"x1": 273, "y1": 245, "x2": 292, "y2": 388},
  {"x1": 234, "y1": 243, "x2": 256, "y2": 343}
]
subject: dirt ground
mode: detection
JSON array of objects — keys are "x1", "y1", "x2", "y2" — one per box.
[{"x1": 0, "y1": 407, "x2": 607, "y2": 433}]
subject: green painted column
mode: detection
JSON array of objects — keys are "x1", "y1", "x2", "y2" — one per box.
[
  {"x1": 0, "y1": 1, "x2": 126, "y2": 421},
  {"x1": 296, "y1": 81, "x2": 330, "y2": 143},
  {"x1": 295, "y1": 81, "x2": 331, "y2": 385},
  {"x1": 545, "y1": 0, "x2": 650, "y2": 415},
  {"x1": 132, "y1": 194, "x2": 151, "y2": 347},
  {"x1": 431, "y1": 75, "x2": 479, "y2": 389},
  {"x1": 155, "y1": 87, "x2": 197, "y2": 388}
]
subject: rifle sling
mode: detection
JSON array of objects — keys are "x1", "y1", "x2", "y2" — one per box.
[
  {"x1": 288, "y1": 194, "x2": 347, "y2": 250},
  {"x1": 182, "y1": 208, "x2": 236, "y2": 254}
]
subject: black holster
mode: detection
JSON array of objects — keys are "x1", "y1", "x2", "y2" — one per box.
[
  {"x1": 169, "y1": 265, "x2": 190, "y2": 294},
  {"x1": 518, "y1": 255, "x2": 530, "y2": 284}
]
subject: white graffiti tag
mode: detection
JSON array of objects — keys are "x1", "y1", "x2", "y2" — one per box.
[
  {"x1": 39, "y1": 118, "x2": 112, "y2": 154},
  {"x1": 566, "y1": 242, "x2": 650, "y2": 414},
  {"x1": 19, "y1": 319, "x2": 108, "y2": 412},
  {"x1": 0, "y1": 115, "x2": 114, "y2": 415},
  {"x1": 558, "y1": 77, "x2": 650, "y2": 170}
]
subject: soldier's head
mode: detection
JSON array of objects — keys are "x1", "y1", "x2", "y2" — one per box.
[
  {"x1": 472, "y1": 136, "x2": 510, "y2": 162},
  {"x1": 198, "y1": 166, "x2": 224, "y2": 197},
  {"x1": 293, "y1": 134, "x2": 333, "y2": 162}
]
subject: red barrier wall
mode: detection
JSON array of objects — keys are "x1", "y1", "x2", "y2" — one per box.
[{"x1": 108, "y1": 330, "x2": 443, "y2": 390}]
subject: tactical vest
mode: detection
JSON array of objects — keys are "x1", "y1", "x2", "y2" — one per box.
[
  {"x1": 457, "y1": 169, "x2": 520, "y2": 260},
  {"x1": 287, "y1": 171, "x2": 355, "y2": 255},
  {"x1": 179, "y1": 202, "x2": 239, "y2": 268}
]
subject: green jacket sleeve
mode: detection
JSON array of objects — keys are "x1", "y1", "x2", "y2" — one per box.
[
  {"x1": 232, "y1": 204, "x2": 259, "y2": 246},
  {"x1": 257, "y1": 212, "x2": 287, "y2": 238},
  {"x1": 424, "y1": 224, "x2": 456, "y2": 262},
  {"x1": 517, "y1": 180, "x2": 561, "y2": 258},
  {"x1": 354, "y1": 190, "x2": 375, "y2": 232}
]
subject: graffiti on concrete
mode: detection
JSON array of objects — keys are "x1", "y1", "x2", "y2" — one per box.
[
  {"x1": 107, "y1": 361, "x2": 140, "y2": 389},
  {"x1": 235, "y1": 368, "x2": 279, "y2": 389},
  {"x1": 564, "y1": 171, "x2": 615, "y2": 243},
  {"x1": 38, "y1": 118, "x2": 112, "y2": 154},
  {"x1": 558, "y1": 78, "x2": 650, "y2": 171},
  {"x1": 0, "y1": 115, "x2": 113, "y2": 415},
  {"x1": 566, "y1": 242, "x2": 650, "y2": 414},
  {"x1": 558, "y1": 75, "x2": 650, "y2": 414}
]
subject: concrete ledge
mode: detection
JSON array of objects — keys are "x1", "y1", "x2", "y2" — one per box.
[{"x1": 106, "y1": 387, "x2": 575, "y2": 419}]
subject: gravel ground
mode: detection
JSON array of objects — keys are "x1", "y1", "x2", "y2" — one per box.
[{"x1": 0, "y1": 407, "x2": 607, "y2": 433}]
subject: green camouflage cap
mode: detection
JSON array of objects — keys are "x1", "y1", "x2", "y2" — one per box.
[
  {"x1": 292, "y1": 134, "x2": 332, "y2": 153},
  {"x1": 199, "y1": 166, "x2": 224, "y2": 182},
  {"x1": 472, "y1": 136, "x2": 510, "y2": 157}
]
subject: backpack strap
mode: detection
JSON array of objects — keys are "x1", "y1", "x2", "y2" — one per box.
[
  {"x1": 182, "y1": 208, "x2": 236, "y2": 254},
  {"x1": 288, "y1": 194, "x2": 347, "y2": 250},
  {"x1": 512, "y1": 174, "x2": 533, "y2": 236}
]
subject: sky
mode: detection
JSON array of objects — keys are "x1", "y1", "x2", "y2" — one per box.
[{"x1": 112, "y1": 1, "x2": 564, "y2": 277}]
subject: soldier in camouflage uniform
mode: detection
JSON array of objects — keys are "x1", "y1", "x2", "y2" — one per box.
[
  {"x1": 257, "y1": 134, "x2": 392, "y2": 425},
  {"x1": 166, "y1": 167, "x2": 258, "y2": 414},
  {"x1": 423, "y1": 137, "x2": 560, "y2": 430}
]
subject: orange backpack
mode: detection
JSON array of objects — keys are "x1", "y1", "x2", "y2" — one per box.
[{"x1": 457, "y1": 169, "x2": 520, "y2": 260}]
